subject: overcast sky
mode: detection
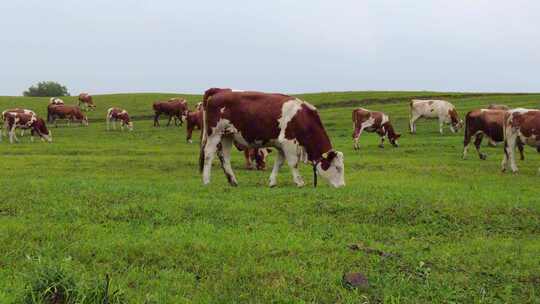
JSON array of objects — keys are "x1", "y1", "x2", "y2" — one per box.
[{"x1": 1, "y1": 0, "x2": 539, "y2": 95}]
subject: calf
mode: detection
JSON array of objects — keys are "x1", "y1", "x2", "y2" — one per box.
[
  {"x1": 48, "y1": 104, "x2": 89, "y2": 127},
  {"x1": 409, "y1": 99, "x2": 462, "y2": 135},
  {"x1": 107, "y1": 107, "x2": 133, "y2": 131},
  {"x1": 502, "y1": 109, "x2": 540, "y2": 173},
  {"x1": 153, "y1": 98, "x2": 188, "y2": 127},
  {"x1": 352, "y1": 108, "x2": 400, "y2": 150},
  {"x1": 186, "y1": 110, "x2": 202, "y2": 143},
  {"x1": 200, "y1": 88, "x2": 345, "y2": 188},
  {"x1": 2, "y1": 112, "x2": 52, "y2": 143},
  {"x1": 244, "y1": 148, "x2": 272, "y2": 170},
  {"x1": 78, "y1": 93, "x2": 96, "y2": 111},
  {"x1": 463, "y1": 109, "x2": 524, "y2": 160}
]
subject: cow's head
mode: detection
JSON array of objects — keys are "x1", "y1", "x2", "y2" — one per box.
[
  {"x1": 448, "y1": 109, "x2": 463, "y2": 132},
  {"x1": 315, "y1": 150, "x2": 345, "y2": 188},
  {"x1": 389, "y1": 133, "x2": 401, "y2": 147},
  {"x1": 254, "y1": 148, "x2": 271, "y2": 170},
  {"x1": 33, "y1": 118, "x2": 52, "y2": 142}
]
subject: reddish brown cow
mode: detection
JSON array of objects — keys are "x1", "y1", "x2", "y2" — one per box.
[
  {"x1": 153, "y1": 98, "x2": 188, "y2": 127},
  {"x1": 200, "y1": 88, "x2": 345, "y2": 188},
  {"x1": 48, "y1": 104, "x2": 88, "y2": 127},
  {"x1": 502, "y1": 109, "x2": 540, "y2": 173},
  {"x1": 2, "y1": 112, "x2": 52, "y2": 143},
  {"x1": 352, "y1": 108, "x2": 400, "y2": 150},
  {"x1": 463, "y1": 109, "x2": 524, "y2": 160},
  {"x1": 186, "y1": 110, "x2": 202, "y2": 143},
  {"x1": 107, "y1": 107, "x2": 133, "y2": 131},
  {"x1": 78, "y1": 93, "x2": 95, "y2": 111}
]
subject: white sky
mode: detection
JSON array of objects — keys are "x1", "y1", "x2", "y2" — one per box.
[{"x1": 1, "y1": 0, "x2": 539, "y2": 95}]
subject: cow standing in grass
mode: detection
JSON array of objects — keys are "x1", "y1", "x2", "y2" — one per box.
[
  {"x1": 153, "y1": 98, "x2": 188, "y2": 127},
  {"x1": 502, "y1": 109, "x2": 540, "y2": 173},
  {"x1": 463, "y1": 109, "x2": 524, "y2": 160},
  {"x1": 409, "y1": 99, "x2": 462, "y2": 135},
  {"x1": 48, "y1": 104, "x2": 88, "y2": 127},
  {"x1": 107, "y1": 107, "x2": 133, "y2": 131},
  {"x1": 2, "y1": 112, "x2": 52, "y2": 143},
  {"x1": 186, "y1": 109, "x2": 202, "y2": 143},
  {"x1": 2, "y1": 108, "x2": 36, "y2": 137},
  {"x1": 78, "y1": 93, "x2": 95, "y2": 111},
  {"x1": 352, "y1": 108, "x2": 400, "y2": 150},
  {"x1": 200, "y1": 88, "x2": 345, "y2": 188}
]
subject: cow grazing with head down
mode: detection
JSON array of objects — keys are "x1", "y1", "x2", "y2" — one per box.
[
  {"x1": 352, "y1": 108, "x2": 400, "y2": 150},
  {"x1": 107, "y1": 107, "x2": 133, "y2": 131},
  {"x1": 199, "y1": 88, "x2": 345, "y2": 188},
  {"x1": 463, "y1": 109, "x2": 524, "y2": 160},
  {"x1": 409, "y1": 99, "x2": 462, "y2": 135},
  {"x1": 78, "y1": 93, "x2": 95, "y2": 111},
  {"x1": 48, "y1": 104, "x2": 88, "y2": 127},
  {"x1": 153, "y1": 98, "x2": 188, "y2": 127},
  {"x1": 2, "y1": 112, "x2": 52, "y2": 143},
  {"x1": 502, "y1": 109, "x2": 540, "y2": 173}
]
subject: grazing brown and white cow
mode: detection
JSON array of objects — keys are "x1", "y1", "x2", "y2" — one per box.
[
  {"x1": 463, "y1": 109, "x2": 524, "y2": 160},
  {"x1": 502, "y1": 109, "x2": 540, "y2": 173},
  {"x1": 2, "y1": 112, "x2": 52, "y2": 143},
  {"x1": 487, "y1": 104, "x2": 509, "y2": 110},
  {"x1": 78, "y1": 93, "x2": 95, "y2": 111},
  {"x1": 2, "y1": 108, "x2": 36, "y2": 137},
  {"x1": 107, "y1": 107, "x2": 133, "y2": 131},
  {"x1": 48, "y1": 104, "x2": 88, "y2": 127},
  {"x1": 153, "y1": 98, "x2": 188, "y2": 127},
  {"x1": 186, "y1": 109, "x2": 202, "y2": 143},
  {"x1": 409, "y1": 99, "x2": 462, "y2": 135},
  {"x1": 199, "y1": 88, "x2": 345, "y2": 188},
  {"x1": 352, "y1": 108, "x2": 401, "y2": 150}
]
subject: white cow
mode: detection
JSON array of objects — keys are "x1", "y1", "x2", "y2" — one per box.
[
  {"x1": 409, "y1": 99, "x2": 462, "y2": 135},
  {"x1": 501, "y1": 108, "x2": 540, "y2": 173},
  {"x1": 49, "y1": 97, "x2": 64, "y2": 105}
]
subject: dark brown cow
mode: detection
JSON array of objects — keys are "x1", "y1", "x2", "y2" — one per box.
[
  {"x1": 199, "y1": 88, "x2": 345, "y2": 188},
  {"x1": 186, "y1": 110, "x2": 202, "y2": 143},
  {"x1": 463, "y1": 109, "x2": 524, "y2": 160},
  {"x1": 48, "y1": 104, "x2": 88, "y2": 127},
  {"x1": 107, "y1": 107, "x2": 133, "y2": 131},
  {"x1": 502, "y1": 109, "x2": 540, "y2": 173},
  {"x1": 487, "y1": 104, "x2": 509, "y2": 110},
  {"x1": 78, "y1": 93, "x2": 95, "y2": 111},
  {"x1": 2, "y1": 112, "x2": 52, "y2": 143},
  {"x1": 153, "y1": 98, "x2": 188, "y2": 127},
  {"x1": 352, "y1": 108, "x2": 400, "y2": 150}
]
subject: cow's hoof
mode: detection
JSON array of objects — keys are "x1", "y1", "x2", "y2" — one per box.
[
  {"x1": 378, "y1": 144, "x2": 384, "y2": 149},
  {"x1": 479, "y1": 154, "x2": 487, "y2": 160},
  {"x1": 269, "y1": 182, "x2": 277, "y2": 188}
]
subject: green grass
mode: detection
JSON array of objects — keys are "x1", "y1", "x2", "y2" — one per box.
[{"x1": 1, "y1": 92, "x2": 539, "y2": 303}]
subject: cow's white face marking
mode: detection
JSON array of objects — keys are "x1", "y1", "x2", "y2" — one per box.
[{"x1": 316, "y1": 151, "x2": 345, "y2": 188}]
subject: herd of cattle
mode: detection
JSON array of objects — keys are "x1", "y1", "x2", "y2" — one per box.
[{"x1": 1, "y1": 89, "x2": 539, "y2": 186}]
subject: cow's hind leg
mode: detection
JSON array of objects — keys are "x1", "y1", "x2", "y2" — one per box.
[
  {"x1": 269, "y1": 149, "x2": 285, "y2": 187},
  {"x1": 217, "y1": 136, "x2": 238, "y2": 186},
  {"x1": 202, "y1": 133, "x2": 222, "y2": 185}
]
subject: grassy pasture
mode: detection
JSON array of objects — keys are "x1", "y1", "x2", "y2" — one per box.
[{"x1": 0, "y1": 92, "x2": 539, "y2": 303}]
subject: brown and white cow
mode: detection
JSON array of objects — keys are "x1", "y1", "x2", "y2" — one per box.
[
  {"x1": 352, "y1": 108, "x2": 400, "y2": 150},
  {"x1": 78, "y1": 93, "x2": 95, "y2": 111},
  {"x1": 186, "y1": 109, "x2": 202, "y2": 143},
  {"x1": 107, "y1": 107, "x2": 133, "y2": 131},
  {"x1": 2, "y1": 112, "x2": 52, "y2": 143},
  {"x1": 153, "y1": 98, "x2": 188, "y2": 127},
  {"x1": 244, "y1": 148, "x2": 271, "y2": 170},
  {"x1": 409, "y1": 99, "x2": 462, "y2": 135},
  {"x1": 49, "y1": 97, "x2": 65, "y2": 105},
  {"x1": 2, "y1": 108, "x2": 36, "y2": 137},
  {"x1": 463, "y1": 109, "x2": 524, "y2": 160},
  {"x1": 502, "y1": 109, "x2": 540, "y2": 173},
  {"x1": 48, "y1": 104, "x2": 89, "y2": 127},
  {"x1": 199, "y1": 88, "x2": 345, "y2": 188}
]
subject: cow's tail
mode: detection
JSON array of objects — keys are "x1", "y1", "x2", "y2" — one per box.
[
  {"x1": 199, "y1": 103, "x2": 208, "y2": 173},
  {"x1": 463, "y1": 111, "x2": 471, "y2": 142}
]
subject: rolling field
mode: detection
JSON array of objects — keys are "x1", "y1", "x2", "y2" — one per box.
[{"x1": 1, "y1": 92, "x2": 539, "y2": 303}]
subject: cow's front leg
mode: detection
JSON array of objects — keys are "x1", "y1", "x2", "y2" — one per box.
[
  {"x1": 283, "y1": 144, "x2": 304, "y2": 187},
  {"x1": 409, "y1": 115, "x2": 419, "y2": 134},
  {"x1": 202, "y1": 134, "x2": 222, "y2": 185},
  {"x1": 218, "y1": 136, "x2": 238, "y2": 186},
  {"x1": 378, "y1": 136, "x2": 385, "y2": 148},
  {"x1": 269, "y1": 149, "x2": 285, "y2": 187},
  {"x1": 9, "y1": 126, "x2": 18, "y2": 143},
  {"x1": 439, "y1": 119, "x2": 444, "y2": 135},
  {"x1": 353, "y1": 126, "x2": 363, "y2": 150}
]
